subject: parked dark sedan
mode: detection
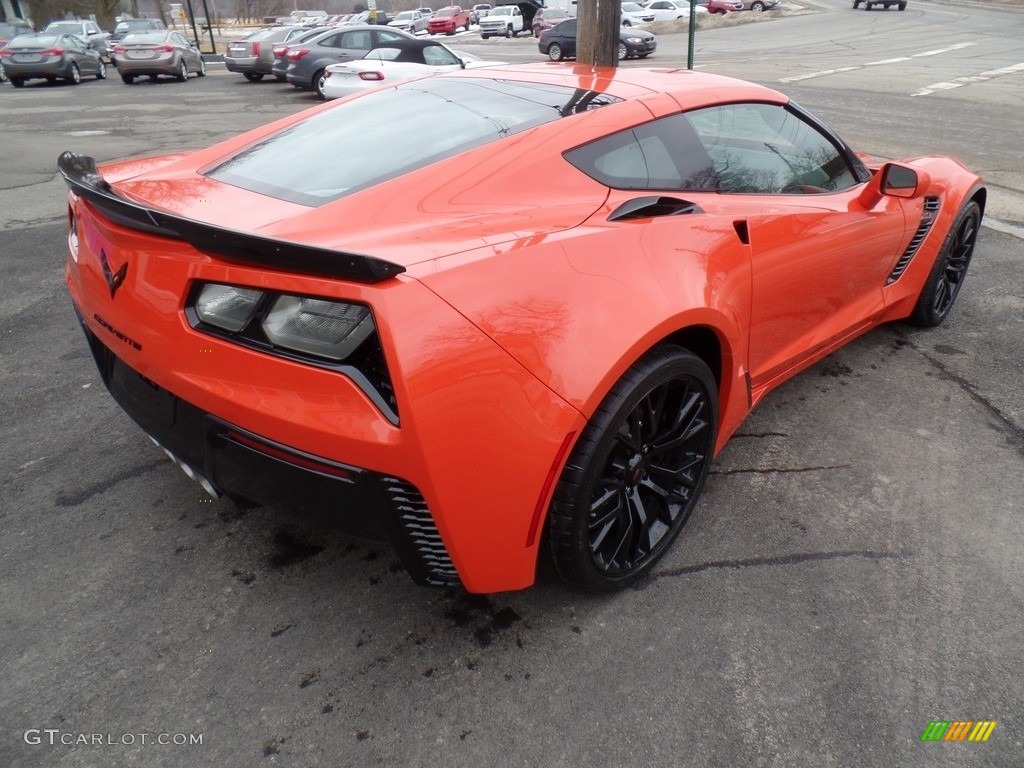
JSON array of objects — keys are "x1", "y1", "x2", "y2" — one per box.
[
  {"x1": 1, "y1": 33, "x2": 107, "y2": 87},
  {"x1": 111, "y1": 30, "x2": 206, "y2": 83},
  {"x1": 225, "y1": 26, "x2": 301, "y2": 81},
  {"x1": 537, "y1": 18, "x2": 656, "y2": 61},
  {"x1": 270, "y1": 27, "x2": 326, "y2": 81},
  {"x1": 283, "y1": 24, "x2": 414, "y2": 97}
]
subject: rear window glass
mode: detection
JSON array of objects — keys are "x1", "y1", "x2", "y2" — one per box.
[
  {"x1": 10, "y1": 34, "x2": 59, "y2": 48},
  {"x1": 121, "y1": 31, "x2": 171, "y2": 44},
  {"x1": 206, "y1": 77, "x2": 622, "y2": 206}
]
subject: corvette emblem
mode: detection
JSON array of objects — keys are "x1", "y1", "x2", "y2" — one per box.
[{"x1": 99, "y1": 249, "x2": 127, "y2": 298}]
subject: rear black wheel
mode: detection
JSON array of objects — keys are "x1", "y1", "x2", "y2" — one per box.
[
  {"x1": 243, "y1": 72, "x2": 263, "y2": 82},
  {"x1": 908, "y1": 200, "x2": 981, "y2": 327},
  {"x1": 10, "y1": 77, "x2": 24, "y2": 87},
  {"x1": 313, "y1": 68, "x2": 327, "y2": 98},
  {"x1": 547, "y1": 345, "x2": 717, "y2": 592},
  {"x1": 120, "y1": 72, "x2": 134, "y2": 84}
]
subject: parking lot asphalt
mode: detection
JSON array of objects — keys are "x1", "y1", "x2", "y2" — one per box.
[{"x1": 1, "y1": 4, "x2": 1023, "y2": 766}]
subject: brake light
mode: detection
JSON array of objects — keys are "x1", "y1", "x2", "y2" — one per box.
[
  {"x1": 252, "y1": 41, "x2": 260, "y2": 56},
  {"x1": 0, "y1": 49, "x2": 10, "y2": 58},
  {"x1": 113, "y1": 45, "x2": 127, "y2": 54},
  {"x1": 286, "y1": 48, "x2": 310, "y2": 61},
  {"x1": 153, "y1": 44, "x2": 175, "y2": 53},
  {"x1": 272, "y1": 45, "x2": 288, "y2": 57},
  {"x1": 358, "y1": 71, "x2": 384, "y2": 81},
  {"x1": 39, "y1": 48, "x2": 64, "y2": 56}
]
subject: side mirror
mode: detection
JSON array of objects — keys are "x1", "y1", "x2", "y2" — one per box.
[{"x1": 858, "y1": 162, "x2": 930, "y2": 208}]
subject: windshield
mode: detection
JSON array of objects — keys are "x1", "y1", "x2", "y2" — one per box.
[
  {"x1": 9, "y1": 34, "x2": 59, "y2": 48},
  {"x1": 46, "y1": 22, "x2": 86, "y2": 33},
  {"x1": 436, "y1": 8, "x2": 455, "y2": 16},
  {"x1": 490, "y1": 7, "x2": 511, "y2": 15},
  {"x1": 121, "y1": 31, "x2": 171, "y2": 44},
  {"x1": 206, "y1": 77, "x2": 620, "y2": 206}
]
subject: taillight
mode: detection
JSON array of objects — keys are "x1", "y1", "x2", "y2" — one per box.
[
  {"x1": 154, "y1": 44, "x2": 175, "y2": 53},
  {"x1": 0, "y1": 48, "x2": 11, "y2": 58},
  {"x1": 113, "y1": 45, "x2": 127, "y2": 54},
  {"x1": 39, "y1": 48, "x2": 64, "y2": 56},
  {"x1": 286, "y1": 48, "x2": 310, "y2": 61},
  {"x1": 252, "y1": 41, "x2": 260, "y2": 56},
  {"x1": 358, "y1": 71, "x2": 384, "y2": 81},
  {"x1": 272, "y1": 45, "x2": 287, "y2": 57}
]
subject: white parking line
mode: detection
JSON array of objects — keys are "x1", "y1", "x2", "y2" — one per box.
[
  {"x1": 913, "y1": 61, "x2": 1024, "y2": 96},
  {"x1": 780, "y1": 42, "x2": 976, "y2": 82}
]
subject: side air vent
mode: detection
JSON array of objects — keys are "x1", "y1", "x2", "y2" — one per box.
[
  {"x1": 886, "y1": 197, "x2": 941, "y2": 284},
  {"x1": 379, "y1": 476, "x2": 460, "y2": 586},
  {"x1": 608, "y1": 196, "x2": 703, "y2": 222}
]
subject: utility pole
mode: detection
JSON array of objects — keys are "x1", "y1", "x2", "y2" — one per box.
[{"x1": 577, "y1": 0, "x2": 621, "y2": 68}]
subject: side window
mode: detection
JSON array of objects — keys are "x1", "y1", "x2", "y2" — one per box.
[
  {"x1": 685, "y1": 103, "x2": 858, "y2": 194},
  {"x1": 174, "y1": 33, "x2": 189, "y2": 46},
  {"x1": 318, "y1": 33, "x2": 341, "y2": 48},
  {"x1": 423, "y1": 45, "x2": 460, "y2": 66},
  {"x1": 341, "y1": 31, "x2": 372, "y2": 49},
  {"x1": 378, "y1": 30, "x2": 409, "y2": 43},
  {"x1": 564, "y1": 113, "x2": 719, "y2": 192}
]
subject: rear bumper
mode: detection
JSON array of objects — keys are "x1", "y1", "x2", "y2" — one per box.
[
  {"x1": 114, "y1": 53, "x2": 179, "y2": 75},
  {"x1": 76, "y1": 316, "x2": 462, "y2": 587}
]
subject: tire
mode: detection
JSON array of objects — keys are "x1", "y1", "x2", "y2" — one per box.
[
  {"x1": 751, "y1": 1, "x2": 766, "y2": 10},
  {"x1": 313, "y1": 68, "x2": 327, "y2": 98},
  {"x1": 275, "y1": 74, "x2": 286, "y2": 82},
  {"x1": 68, "y1": 63, "x2": 81, "y2": 84},
  {"x1": 638, "y1": 52, "x2": 650, "y2": 58},
  {"x1": 11, "y1": 77, "x2": 24, "y2": 88},
  {"x1": 617, "y1": 42, "x2": 628, "y2": 60},
  {"x1": 243, "y1": 71, "x2": 263, "y2": 82},
  {"x1": 465, "y1": 20, "x2": 470, "y2": 30},
  {"x1": 96, "y1": 60, "x2": 107, "y2": 79},
  {"x1": 622, "y1": 19, "x2": 632, "y2": 26},
  {"x1": 121, "y1": 73, "x2": 134, "y2": 84},
  {"x1": 177, "y1": 59, "x2": 188, "y2": 81},
  {"x1": 546, "y1": 345, "x2": 717, "y2": 591},
  {"x1": 547, "y1": 43, "x2": 563, "y2": 61},
  {"x1": 148, "y1": 74, "x2": 158, "y2": 81},
  {"x1": 0, "y1": 65, "x2": 6, "y2": 84},
  {"x1": 907, "y1": 201, "x2": 981, "y2": 327},
  {"x1": 481, "y1": 33, "x2": 489, "y2": 39},
  {"x1": 197, "y1": 57, "x2": 206, "y2": 77},
  {"x1": 898, "y1": 1, "x2": 906, "y2": 8},
  {"x1": 865, "y1": 1, "x2": 873, "y2": 8},
  {"x1": 505, "y1": 25, "x2": 512, "y2": 38}
]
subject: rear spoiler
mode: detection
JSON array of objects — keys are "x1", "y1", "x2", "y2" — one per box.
[{"x1": 57, "y1": 151, "x2": 406, "y2": 284}]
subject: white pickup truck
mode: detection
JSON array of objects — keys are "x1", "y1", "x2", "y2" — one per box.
[{"x1": 479, "y1": 5, "x2": 524, "y2": 38}]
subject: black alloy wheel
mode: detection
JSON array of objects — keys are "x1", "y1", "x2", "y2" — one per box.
[
  {"x1": 908, "y1": 200, "x2": 981, "y2": 327},
  {"x1": 547, "y1": 345, "x2": 717, "y2": 591}
]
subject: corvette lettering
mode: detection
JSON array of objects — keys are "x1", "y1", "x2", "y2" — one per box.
[{"x1": 93, "y1": 313, "x2": 142, "y2": 351}]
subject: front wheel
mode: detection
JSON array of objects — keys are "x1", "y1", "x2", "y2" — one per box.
[
  {"x1": 176, "y1": 59, "x2": 188, "y2": 81},
  {"x1": 907, "y1": 201, "x2": 981, "y2": 327},
  {"x1": 96, "y1": 60, "x2": 107, "y2": 79},
  {"x1": 547, "y1": 43, "x2": 563, "y2": 61},
  {"x1": 617, "y1": 42, "x2": 628, "y2": 60},
  {"x1": 622, "y1": 19, "x2": 631, "y2": 26},
  {"x1": 313, "y1": 68, "x2": 327, "y2": 98},
  {"x1": 197, "y1": 57, "x2": 206, "y2": 77},
  {"x1": 751, "y1": 1, "x2": 766, "y2": 10},
  {"x1": 68, "y1": 63, "x2": 81, "y2": 84},
  {"x1": 546, "y1": 345, "x2": 717, "y2": 592}
]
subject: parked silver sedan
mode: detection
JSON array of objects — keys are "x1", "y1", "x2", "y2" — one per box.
[
  {"x1": 1, "y1": 33, "x2": 107, "y2": 87},
  {"x1": 111, "y1": 30, "x2": 206, "y2": 83}
]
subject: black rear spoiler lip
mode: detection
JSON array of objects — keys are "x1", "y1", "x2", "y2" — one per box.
[{"x1": 57, "y1": 151, "x2": 407, "y2": 284}]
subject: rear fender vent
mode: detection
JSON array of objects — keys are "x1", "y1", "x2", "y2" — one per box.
[
  {"x1": 886, "y1": 196, "x2": 941, "y2": 284},
  {"x1": 379, "y1": 476, "x2": 460, "y2": 586}
]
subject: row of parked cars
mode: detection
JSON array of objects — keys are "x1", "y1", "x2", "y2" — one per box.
[
  {"x1": 225, "y1": 22, "x2": 502, "y2": 98},
  {"x1": 0, "y1": 16, "x2": 212, "y2": 87}
]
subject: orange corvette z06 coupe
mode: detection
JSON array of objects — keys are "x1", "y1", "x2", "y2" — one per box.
[{"x1": 61, "y1": 64, "x2": 984, "y2": 594}]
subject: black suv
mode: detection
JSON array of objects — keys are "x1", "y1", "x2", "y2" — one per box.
[{"x1": 853, "y1": 0, "x2": 907, "y2": 9}]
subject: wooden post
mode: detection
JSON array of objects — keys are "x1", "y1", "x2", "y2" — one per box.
[{"x1": 577, "y1": 0, "x2": 621, "y2": 68}]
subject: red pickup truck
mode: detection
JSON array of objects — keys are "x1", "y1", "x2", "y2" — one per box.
[{"x1": 428, "y1": 5, "x2": 471, "y2": 34}]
